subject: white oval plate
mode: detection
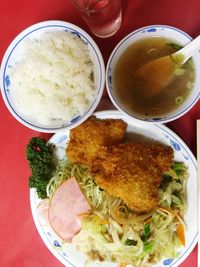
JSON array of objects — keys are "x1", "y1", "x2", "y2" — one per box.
[{"x1": 30, "y1": 110, "x2": 197, "y2": 267}]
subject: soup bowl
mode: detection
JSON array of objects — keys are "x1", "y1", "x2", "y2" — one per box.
[{"x1": 106, "y1": 25, "x2": 200, "y2": 123}]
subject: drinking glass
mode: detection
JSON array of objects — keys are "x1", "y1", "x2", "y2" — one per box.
[{"x1": 70, "y1": 0, "x2": 122, "y2": 38}]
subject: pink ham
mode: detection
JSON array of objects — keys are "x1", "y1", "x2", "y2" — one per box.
[{"x1": 48, "y1": 177, "x2": 91, "y2": 242}]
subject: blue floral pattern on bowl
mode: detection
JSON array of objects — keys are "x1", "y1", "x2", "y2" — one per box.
[
  {"x1": 70, "y1": 30, "x2": 81, "y2": 39},
  {"x1": 71, "y1": 116, "x2": 81, "y2": 123},
  {"x1": 147, "y1": 28, "x2": 157, "y2": 32},
  {"x1": 0, "y1": 20, "x2": 105, "y2": 133},
  {"x1": 106, "y1": 24, "x2": 200, "y2": 124}
]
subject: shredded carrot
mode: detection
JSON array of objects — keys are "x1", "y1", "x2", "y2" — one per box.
[
  {"x1": 78, "y1": 212, "x2": 90, "y2": 216},
  {"x1": 99, "y1": 219, "x2": 108, "y2": 225},
  {"x1": 158, "y1": 207, "x2": 186, "y2": 246},
  {"x1": 144, "y1": 216, "x2": 152, "y2": 224},
  {"x1": 76, "y1": 212, "x2": 90, "y2": 219},
  {"x1": 158, "y1": 206, "x2": 176, "y2": 215},
  {"x1": 158, "y1": 207, "x2": 185, "y2": 226},
  {"x1": 176, "y1": 223, "x2": 185, "y2": 246}
]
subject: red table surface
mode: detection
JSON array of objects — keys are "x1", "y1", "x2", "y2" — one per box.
[{"x1": 0, "y1": 0, "x2": 199, "y2": 266}]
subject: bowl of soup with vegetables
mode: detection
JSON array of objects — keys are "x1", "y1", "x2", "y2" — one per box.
[{"x1": 106, "y1": 25, "x2": 200, "y2": 123}]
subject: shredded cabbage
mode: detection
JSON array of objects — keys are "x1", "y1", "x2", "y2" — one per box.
[
  {"x1": 46, "y1": 160, "x2": 104, "y2": 209},
  {"x1": 46, "y1": 161, "x2": 188, "y2": 267}
]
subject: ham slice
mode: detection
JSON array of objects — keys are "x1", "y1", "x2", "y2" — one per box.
[{"x1": 48, "y1": 177, "x2": 91, "y2": 242}]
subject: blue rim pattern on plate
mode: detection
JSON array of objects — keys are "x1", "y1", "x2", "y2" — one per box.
[{"x1": 30, "y1": 110, "x2": 198, "y2": 267}]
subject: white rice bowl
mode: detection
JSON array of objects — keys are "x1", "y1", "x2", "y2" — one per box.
[{"x1": 0, "y1": 21, "x2": 105, "y2": 132}]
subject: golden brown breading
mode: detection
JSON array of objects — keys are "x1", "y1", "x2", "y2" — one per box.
[
  {"x1": 90, "y1": 143, "x2": 174, "y2": 213},
  {"x1": 66, "y1": 116, "x2": 127, "y2": 166}
]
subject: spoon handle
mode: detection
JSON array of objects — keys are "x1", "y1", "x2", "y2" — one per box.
[{"x1": 176, "y1": 35, "x2": 200, "y2": 64}]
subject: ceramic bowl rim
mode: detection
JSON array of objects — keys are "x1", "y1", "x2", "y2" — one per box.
[
  {"x1": 0, "y1": 20, "x2": 105, "y2": 132},
  {"x1": 106, "y1": 24, "x2": 200, "y2": 124}
]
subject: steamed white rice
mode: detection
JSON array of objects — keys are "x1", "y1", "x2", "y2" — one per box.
[{"x1": 10, "y1": 31, "x2": 96, "y2": 126}]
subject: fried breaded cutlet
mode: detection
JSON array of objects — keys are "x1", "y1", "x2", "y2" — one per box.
[
  {"x1": 66, "y1": 116, "x2": 127, "y2": 166},
  {"x1": 90, "y1": 143, "x2": 174, "y2": 213}
]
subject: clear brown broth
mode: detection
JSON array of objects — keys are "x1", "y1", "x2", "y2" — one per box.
[{"x1": 113, "y1": 37, "x2": 195, "y2": 118}]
